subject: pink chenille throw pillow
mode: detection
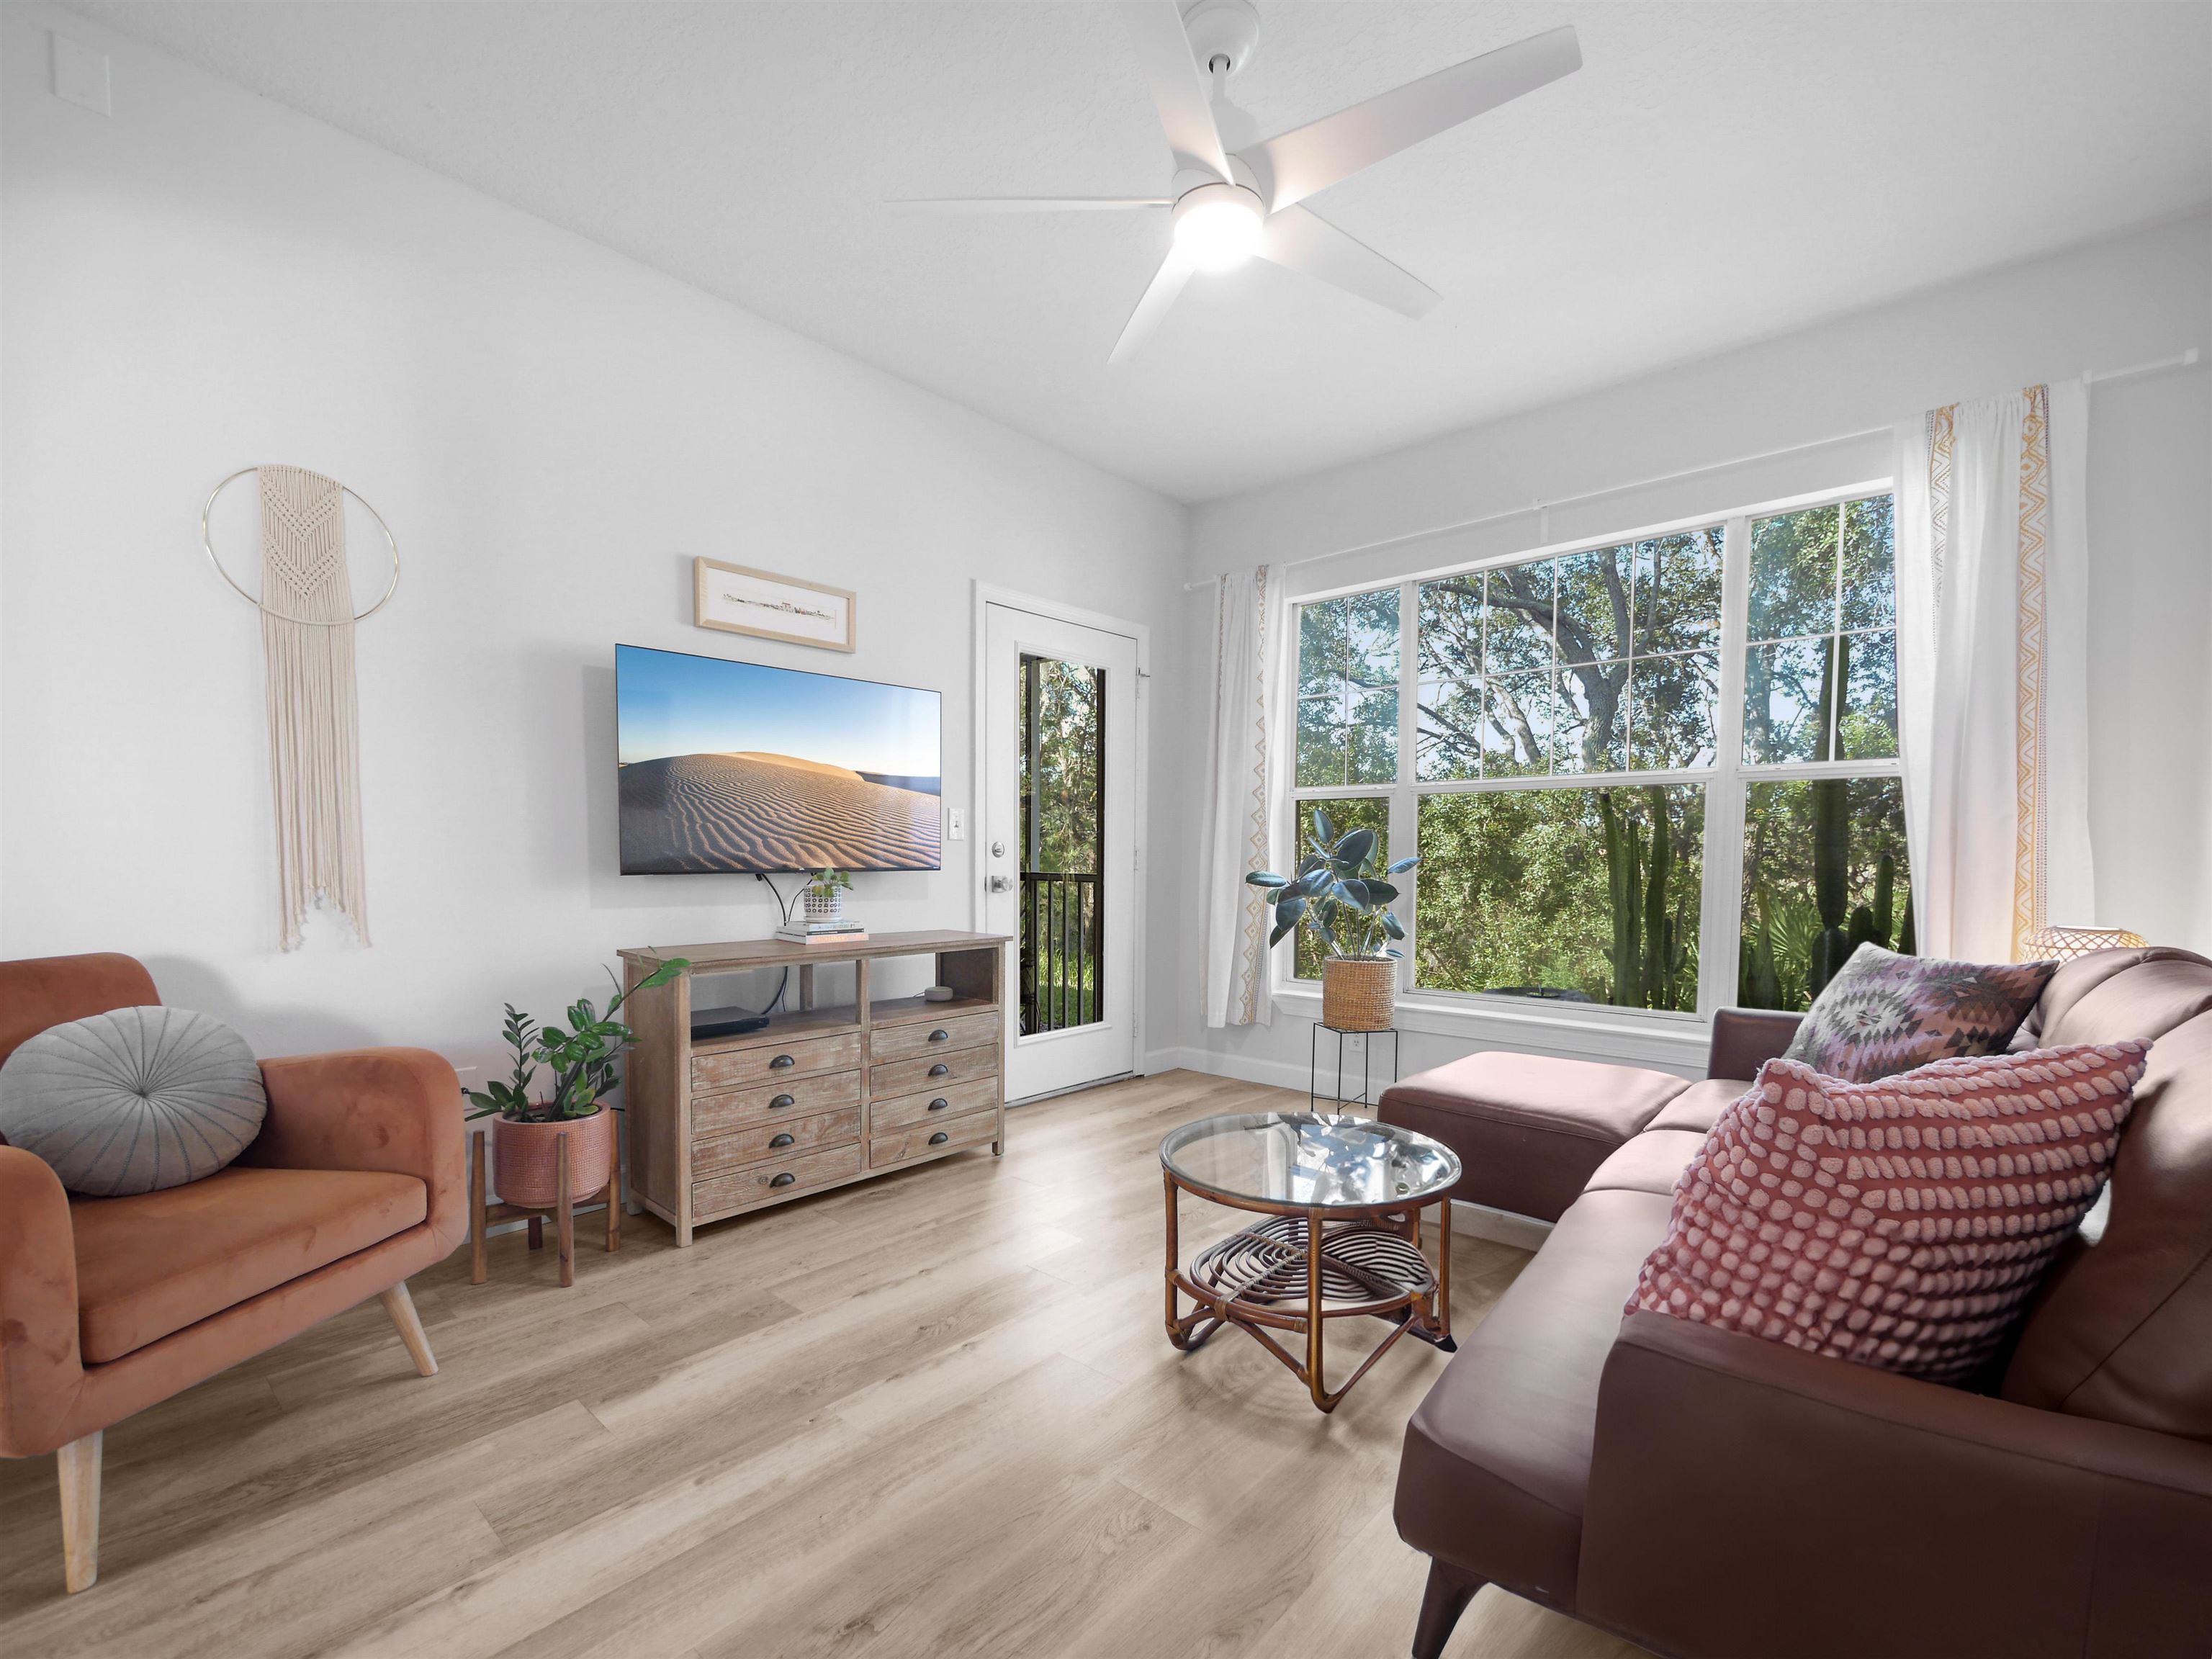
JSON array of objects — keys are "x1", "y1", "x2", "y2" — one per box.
[{"x1": 1628, "y1": 1042, "x2": 2150, "y2": 1383}]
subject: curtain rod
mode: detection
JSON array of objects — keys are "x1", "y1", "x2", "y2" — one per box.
[{"x1": 1180, "y1": 346, "x2": 2201, "y2": 592}]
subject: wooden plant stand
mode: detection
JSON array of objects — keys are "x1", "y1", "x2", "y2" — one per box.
[{"x1": 469, "y1": 1123, "x2": 621, "y2": 1289}]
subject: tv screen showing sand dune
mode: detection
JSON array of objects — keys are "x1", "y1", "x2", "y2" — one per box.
[{"x1": 616, "y1": 644, "x2": 941, "y2": 874}]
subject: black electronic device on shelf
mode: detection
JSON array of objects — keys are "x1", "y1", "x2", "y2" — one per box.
[{"x1": 691, "y1": 1010, "x2": 770, "y2": 1043}]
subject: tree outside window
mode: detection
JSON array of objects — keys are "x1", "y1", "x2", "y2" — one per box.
[{"x1": 1284, "y1": 489, "x2": 1908, "y2": 1018}]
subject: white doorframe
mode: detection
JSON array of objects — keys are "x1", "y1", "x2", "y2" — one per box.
[{"x1": 971, "y1": 581, "x2": 1151, "y2": 1085}]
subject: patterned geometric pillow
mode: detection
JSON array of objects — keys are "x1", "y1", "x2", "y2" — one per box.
[
  {"x1": 1783, "y1": 945, "x2": 2055, "y2": 1082},
  {"x1": 1627, "y1": 1043, "x2": 2149, "y2": 1384}
]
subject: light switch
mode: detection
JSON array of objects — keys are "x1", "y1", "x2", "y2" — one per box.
[
  {"x1": 50, "y1": 34, "x2": 111, "y2": 115},
  {"x1": 946, "y1": 806, "x2": 966, "y2": 842}
]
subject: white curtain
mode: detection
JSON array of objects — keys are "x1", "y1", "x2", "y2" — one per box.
[
  {"x1": 1894, "y1": 380, "x2": 2093, "y2": 961},
  {"x1": 1198, "y1": 565, "x2": 1281, "y2": 1028}
]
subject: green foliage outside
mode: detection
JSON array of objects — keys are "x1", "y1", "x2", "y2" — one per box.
[
  {"x1": 1415, "y1": 786, "x2": 1704, "y2": 1010},
  {"x1": 1282, "y1": 492, "x2": 1911, "y2": 1020},
  {"x1": 1740, "y1": 778, "x2": 1913, "y2": 1011},
  {"x1": 1020, "y1": 656, "x2": 1102, "y2": 875},
  {"x1": 1019, "y1": 655, "x2": 1104, "y2": 1032},
  {"x1": 1298, "y1": 588, "x2": 1399, "y2": 786}
]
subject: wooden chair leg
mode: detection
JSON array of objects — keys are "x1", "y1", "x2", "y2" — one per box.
[
  {"x1": 528, "y1": 1215, "x2": 543, "y2": 1250},
  {"x1": 379, "y1": 1282, "x2": 439, "y2": 1377},
  {"x1": 1411, "y1": 1557, "x2": 1485, "y2": 1659},
  {"x1": 469, "y1": 1133, "x2": 488, "y2": 1285},
  {"x1": 57, "y1": 1430, "x2": 101, "y2": 1593},
  {"x1": 555, "y1": 1130, "x2": 575, "y2": 1288}
]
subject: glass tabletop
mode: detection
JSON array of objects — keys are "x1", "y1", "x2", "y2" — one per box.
[{"x1": 1159, "y1": 1112, "x2": 1461, "y2": 1210}]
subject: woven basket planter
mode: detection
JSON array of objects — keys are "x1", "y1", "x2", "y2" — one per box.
[
  {"x1": 1321, "y1": 957, "x2": 1397, "y2": 1033},
  {"x1": 493, "y1": 1105, "x2": 613, "y2": 1209}
]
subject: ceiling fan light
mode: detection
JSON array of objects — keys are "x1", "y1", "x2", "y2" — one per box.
[{"x1": 1172, "y1": 182, "x2": 1264, "y2": 271}]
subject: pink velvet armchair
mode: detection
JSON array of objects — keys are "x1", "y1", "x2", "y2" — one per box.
[{"x1": 0, "y1": 953, "x2": 467, "y2": 1592}]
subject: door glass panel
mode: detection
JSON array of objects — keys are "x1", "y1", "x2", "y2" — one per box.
[{"x1": 1019, "y1": 655, "x2": 1105, "y2": 1035}]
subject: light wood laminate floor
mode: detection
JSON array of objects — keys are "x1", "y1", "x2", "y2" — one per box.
[{"x1": 0, "y1": 1070, "x2": 1645, "y2": 1659}]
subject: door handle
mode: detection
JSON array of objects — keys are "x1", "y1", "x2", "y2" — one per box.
[
  {"x1": 769, "y1": 1054, "x2": 796, "y2": 1069},
  {"x1": 986, "y1": 876, "x2": 1013, "y2": 894},
  {"x1": 768, "y1": 1133, "x2": 795, "y2": 1148},
  {"x1": 927, "y1": 1097, "x2": 950, "y2": 1111},
  {"x1": 929, "y1": 1063, "x2": 950, "y2": 1077},
  {"x1": 768, "y1": 1093, "x2": 796, "y2": 1108},
  {"x1": 927, "y1": 1028, "x2": 950, "y2": 1043},
  {"x1": 769, "y1": 1172, "x2": 796, "y2": 1188},
  {"x1": 928, "y1": 1131, "x2": 950, "y2": 1146}
]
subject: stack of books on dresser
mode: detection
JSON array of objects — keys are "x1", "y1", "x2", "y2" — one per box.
[{"x1": 774, "y1": 916, "x2": 869, "y2": 945}]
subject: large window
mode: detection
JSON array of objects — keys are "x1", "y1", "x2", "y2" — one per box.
[{"x1": 1287, "y1": 488, "x2": 1909, "y2": 1015}]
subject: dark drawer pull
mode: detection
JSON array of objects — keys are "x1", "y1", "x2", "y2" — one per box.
[
  {"x1": 769, "y1": 1093, "x2": 796, "y2": 1109},
  {"x1": 768, "y1": 1133, "x2": 795, "y2": 1148},
  {"x1": 928, "y1": 1131, "x2": 949, "y2": 1146},
  {"x1": 769, "y1": 1171, "x2": 796, "y2": 1188},
  {"x1": 928, "y1": 1063, "x2": 950, "y2": 1077},
  {"x1": 769, "y1": 1053, "x2": 796, "y2": 1070},
  {"x1": 928, "y1": 1028, "x2": 950, "y2": 1043},
  {"x1": 927, "y1": 1097, "x2": 950, "y2": 1112}
]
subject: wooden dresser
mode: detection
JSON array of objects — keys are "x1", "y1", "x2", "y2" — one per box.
[{"x1": 617, "y1": 930, "x2": 1010, "y2": 1246}]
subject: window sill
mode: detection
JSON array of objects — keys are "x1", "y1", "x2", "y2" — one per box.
[{"x1": 1274, "y1": 985, "x2": 1710, "y2": 1073}]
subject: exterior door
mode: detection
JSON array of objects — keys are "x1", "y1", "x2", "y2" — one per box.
[{"x1": 982, "y1": 602, "x2": 1138, "y2": 1101}]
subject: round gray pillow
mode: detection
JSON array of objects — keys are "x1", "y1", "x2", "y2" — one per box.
[{"x1": 0, "y1": 1007, "x2": 266, "y2": 1196}]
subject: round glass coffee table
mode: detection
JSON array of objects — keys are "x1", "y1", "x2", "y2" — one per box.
[{"x1": 1160, "y1": 1111, "x2": 1462, "y2": 1413}]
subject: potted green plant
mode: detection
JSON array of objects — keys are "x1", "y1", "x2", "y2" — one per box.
[
  {"x1": 804, "y1": 867, "x2": 853, "y2": 923},
  {"x1": 466, "y1": 960, "x2": 685, "y2": 1208},
  {"x1": 1246, "y1": 809, "x2": 1417, "y2": 1032}
]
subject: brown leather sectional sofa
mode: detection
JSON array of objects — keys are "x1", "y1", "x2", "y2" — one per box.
[{"x1": 1379, "y1": 947, "x2": 2212, "y2": 1659}]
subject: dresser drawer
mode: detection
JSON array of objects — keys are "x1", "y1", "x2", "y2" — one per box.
[
  {"x1": 693, "y1": 1143, "x2": 863, "y2": 1220},
  {"x1": 869, "y1": 1043, "x2": 999, "y2": 1099},
  {"x1": 693, "y1": 1107, "x2": 860, "y2": 1180},
  {"x1": 870, "y1": 1107, "x2": 999, "y2": 1169},
  {"x1": 691, "y1": 1070, "x2": 860, "y2": 1138},
  {"x1": 868, "y1": 1010, "x2": 1000, "y2": 1065},
  {"x1": 870, "y1": 1076, "x2": 999, "y2": 1132},
  {"x1": 692, "y1": 1031, "x2": 861, "y2": 1093}
]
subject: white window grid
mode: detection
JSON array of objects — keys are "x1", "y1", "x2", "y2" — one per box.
[{"x1": 1282, "y1": 481, "x2": 1903, "y2": 1022}]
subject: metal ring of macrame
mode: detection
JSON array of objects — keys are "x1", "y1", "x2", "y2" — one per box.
[{"x1": 199, "y1": 466, "x2": 400, "y2": 626}]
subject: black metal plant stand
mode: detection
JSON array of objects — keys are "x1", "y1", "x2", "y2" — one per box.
[{"x1": 1309, "y1": 1024, "x2": 1401, "y2": 1110}]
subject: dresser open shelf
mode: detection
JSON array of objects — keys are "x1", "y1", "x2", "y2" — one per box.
[{"x1": 618, "y1": 930, "x2": 1011, "y2": 1246}]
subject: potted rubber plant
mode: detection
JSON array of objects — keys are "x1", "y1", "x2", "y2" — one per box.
[
  {"x1": 465, "y1": 960, "x2": 685, "y2": 1207},
  {"x1": 1247, "y1": 809, "x2": 1417, "y2": 1032}
]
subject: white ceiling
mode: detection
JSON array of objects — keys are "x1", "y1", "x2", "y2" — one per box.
[{"x1": 66, "y1": 1, "x2": 2212, "y2": 503}]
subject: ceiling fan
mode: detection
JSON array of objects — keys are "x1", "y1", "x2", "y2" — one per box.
[{"x1": 895, "y1": 1, "x2": 1582, "y2": 363}]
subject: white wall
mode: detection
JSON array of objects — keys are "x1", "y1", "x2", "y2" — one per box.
[
  {"x1": 1172, "y1": 211, "x2": 2212, "y2": 1089},
  {"x1": 0, "y1": 6, "x2": 1191, "y2": 1083}
]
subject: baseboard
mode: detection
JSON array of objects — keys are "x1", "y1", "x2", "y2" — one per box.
[
  {"x1": 1450, "y1": 1199, "x2": 1553, "y2": 1251},
  {"x1": 1143, "y1": 1045, "x2": 1326, "y2": 1096}
]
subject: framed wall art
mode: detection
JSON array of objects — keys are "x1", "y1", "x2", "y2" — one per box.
[{"x1": 693, "y1": 557, "x2": 856, "y2": 652}]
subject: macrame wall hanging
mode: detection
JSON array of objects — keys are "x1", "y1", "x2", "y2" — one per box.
[{"x1": 200, "y1": 465, "x2": 399, "y2": 950}]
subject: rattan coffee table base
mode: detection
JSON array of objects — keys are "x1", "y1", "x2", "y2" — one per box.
[{"x1": 1164, "y1": 1181, "x2": 1454, "y2": 1414}]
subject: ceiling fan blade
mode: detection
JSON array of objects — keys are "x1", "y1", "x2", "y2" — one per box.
[
  {"x1": 1249, "y1": 25, "x2": 1581, "y2": 212},
  {"x1": 892, "y1": 197, "x2": 1172, "y2": 213},
  {"x1": 1107, "y1": 243, "x2": 1197, "y2": 365},
  {"x1": 1257, "y1": 206, "x2": 1439, "y2": 320},
  {"x1": 1120, "y1": 3, "x2": 1231, "y2": 181}
]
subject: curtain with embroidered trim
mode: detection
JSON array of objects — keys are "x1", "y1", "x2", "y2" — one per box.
[
  {"x1": 1199, "y1": 565, "x2": 1280, "y2": 1028},
  {"x1": 1894, "y1": 381, "x2": 2092, "y2": 963}
]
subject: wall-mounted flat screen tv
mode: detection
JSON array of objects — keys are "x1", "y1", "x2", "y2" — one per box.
[{"x1": 616, "y1": 643, "x2": 942, "y2": 874}]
